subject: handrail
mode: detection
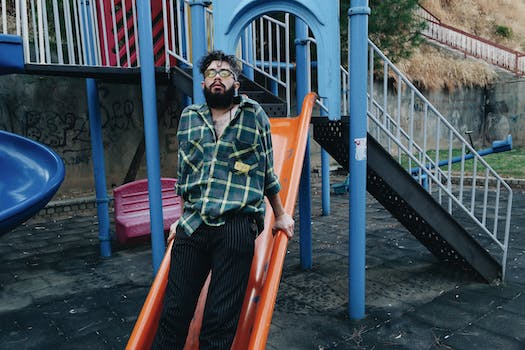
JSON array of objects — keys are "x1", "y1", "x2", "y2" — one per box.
[
  {"x1": 363, "y1": 40, "x2": 513, "y2": 279},
  {"x1": 417, "y1": 5, "x2": 525, "y2": 76}
]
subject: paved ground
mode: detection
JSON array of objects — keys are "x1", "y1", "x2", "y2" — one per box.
[{"x1": 1, "y1": 174, "x2": 524, "y2": 349}]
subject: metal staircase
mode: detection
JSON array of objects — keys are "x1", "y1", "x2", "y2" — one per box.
[
  {"x1": 313, "y1": 41, "x2": 512, "y2": 283},
  {"x1": 313, "y1": 118, "x2": 501, "y2": 282}
]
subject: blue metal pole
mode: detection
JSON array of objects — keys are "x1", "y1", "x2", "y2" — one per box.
[
  {"x1": 79, "y1": 0, "x2": 111, "y2": 257},
  {"x1": 348, "y1": 0, "x2": 370, "y2": 319},
  {"x1": 180, "y1": 0, "x2": 189, "y2": 62},
  {"x1": 241, "y1": 25, "x2": 255, "y2": 80},
  {"x1": 295, "y1": 18, "x2": 312, "y2": 270},
  {"x1": 86, "y1": 81, "x2": 111, "y2": 257},
  {"x1": 178, "y1": 3, "x2": 192, "y2": 106},
  {"x1": 137, "y1": 0, "x2": 165, "y2": 273},
  {"x1": 188, "y1": 0, "x2": 210, "y2": 104},
  {"x1": 321, "y1": 151, "x2": 331, "y2": 215},
  {"x1": 318, "y1": 97, "x2": 331, "y2": 216},
  {"x1": 270, "y1": 80, "x2": 278, "y2": 96},
  {"x1": 179, "y1": 0, "x2": 193, "y2": 105}
]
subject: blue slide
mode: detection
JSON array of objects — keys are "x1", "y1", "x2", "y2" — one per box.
[{"x1": 0, "y1": 130, "x2": 65, "y2": 235}]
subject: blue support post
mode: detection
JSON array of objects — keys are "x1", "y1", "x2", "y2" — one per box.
[
  {"x1": 86, "y1": 81, "x2": 111, "y2": 257},
  {"x1": 295, "y1": 18, "x2": 312, "y2": 270},
  {"x1": 79, "y1": 0, "x2": 111, "y2": 257},
  {"x1": 178, "y1": 3, "x2": 192, "y2": 106},
  {"x1": 319, "y1": 97, "x2": 331, "y2": 216},
  {"x1": 348, "y1": 0, "x2": 370, "y2": 319},
  {"x1": 137, "y1": 0, "x2": 165, "y2": 273},
  {"x1": 321, "y1": 149, "x2": 331, "y2": 215},
  {"x1": 179, "y1": 1, "x2": 189, "y2": 62},
  {"x1": 241, "y1": 25, "x2": 255, "y2": 80},
  {"x1": 188, "y1": 0, "x2": 211, "y2": 104},
  {"x1": 270, "y1": 79, "x2": 278, "y2": 96}
]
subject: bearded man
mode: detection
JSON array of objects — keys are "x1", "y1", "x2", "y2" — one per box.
[{"x1": 153, "y1": 50, "x2": 294, "y2": 350}]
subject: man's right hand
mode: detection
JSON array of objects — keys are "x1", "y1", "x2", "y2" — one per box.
[{"x1": 167, "y1": 220, "x2": 179, "y2": 243}]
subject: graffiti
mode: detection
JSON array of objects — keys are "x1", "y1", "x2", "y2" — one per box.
[{"x1": 23, "y1": 110, "x2": 91, "y2": 151}]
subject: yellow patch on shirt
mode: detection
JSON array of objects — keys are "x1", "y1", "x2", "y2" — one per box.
[{"x1": 234, "y1": 161, "x2": 251, "y2": 173}]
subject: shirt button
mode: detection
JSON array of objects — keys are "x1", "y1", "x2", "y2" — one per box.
[{"x1": 204, "y1": 198, "x2": 209, "y2": 203}]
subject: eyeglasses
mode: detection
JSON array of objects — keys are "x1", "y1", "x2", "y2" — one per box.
[{"x1": 204, "y1": 68, "x2": 236, "y2": 79}]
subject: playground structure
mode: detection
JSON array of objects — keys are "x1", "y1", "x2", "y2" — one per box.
[{"x1": 0, "y1": 0, "x2": 515, "y2": 347}]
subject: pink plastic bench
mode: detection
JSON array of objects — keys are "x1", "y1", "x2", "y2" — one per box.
[{"x1": 114, "y1": 178, "x2": 182, "y2": 244}]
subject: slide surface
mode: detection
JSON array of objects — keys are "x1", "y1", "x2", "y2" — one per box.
[
  {"x1": 126, "y1": 92, "x2": 317, "y2": 349},
  {"x1": 0, "y1": 130, "x2": 65, "y2": 235}
]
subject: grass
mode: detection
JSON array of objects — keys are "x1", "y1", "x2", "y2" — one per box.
[
  {"x1": 477, "y1": 147, "x2": 525, "y2": 179},
  {"x1": 399, "y1": 147, "x2": 525, "y2": 179}
]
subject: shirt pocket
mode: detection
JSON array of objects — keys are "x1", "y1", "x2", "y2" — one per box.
[
  {"x1": 179, "y1": 139, "x2": 204, "y2": 174},
  {"x1": 229, "y1": 140, "x2": 261, "y2": 176}
]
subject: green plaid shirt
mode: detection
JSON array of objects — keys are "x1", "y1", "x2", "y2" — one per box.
[{"x1": 175, "y1": 96, "x2": 281, "y2": 235}]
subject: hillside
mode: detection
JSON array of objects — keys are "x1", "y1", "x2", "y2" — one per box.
[
  {"x1": 421, "y1": 0, "x2": 525, "y2": 51},
  {"x1": 396, "y1": 0, "x2": 525, "y2": 91}
]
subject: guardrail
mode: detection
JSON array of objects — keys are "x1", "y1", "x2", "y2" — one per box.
[
  {"x1": 417, "y1": 5, "x2": 525, "y2": 76},
  {"x1": 0, "y1": 0, "x2": 181, "y2": 69},
  {"x1": 363, "y1": 40, "x2": 513, "y2": 279}
]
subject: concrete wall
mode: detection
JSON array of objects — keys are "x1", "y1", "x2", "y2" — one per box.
[
  {"x1": 485, "y1": 77, "x2": 525, "y2": 146},
  {"x1": 420, "y1": 76, "x2": 525, "y2": 148},
  {"x1": 368, "y1": 75, "x2": 525, "y2": 149},
  {"x1": 0, "y1": 74, "x2": 181, "y2": 199},
  {"x1": 1, "y1": 73, "x2": 523, "y2": 199}
]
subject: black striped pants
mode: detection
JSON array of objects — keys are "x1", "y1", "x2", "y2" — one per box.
[{"x1": 152, "y1": 215, "x2": 257, "y2": 350}]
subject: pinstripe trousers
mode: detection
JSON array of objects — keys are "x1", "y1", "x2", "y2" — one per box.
[{"x1": 152, "y1": 215, "x2": 257, "y2": 350}]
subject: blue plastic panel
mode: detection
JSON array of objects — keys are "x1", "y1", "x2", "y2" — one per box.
[
  {"x1": 0, "y1": 130, "x2": 65, "y2": 235},
  {"x1": 0, "y1": 34, "x2": 24, "y2": 74}
]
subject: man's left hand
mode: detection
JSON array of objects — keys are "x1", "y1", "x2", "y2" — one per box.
[{"x1": 272, "y1": 213, "x2": 294, "y2": 239}]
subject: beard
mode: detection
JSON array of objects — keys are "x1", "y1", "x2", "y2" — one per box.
[{"x1": 203, "y1": 84, "x2": 236, "y2": 109}]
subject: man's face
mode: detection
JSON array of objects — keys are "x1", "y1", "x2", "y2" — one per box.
[{"x1": 201, "y1": 60, "x2": 240, "y2": 109}]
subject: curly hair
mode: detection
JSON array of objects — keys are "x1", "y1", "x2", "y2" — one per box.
[{"x1": 198, "y1": 50, "x2": 241, "y2": 80}]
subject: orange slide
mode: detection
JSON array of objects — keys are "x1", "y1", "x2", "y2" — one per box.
[{"x1": 126, "y1": 92, "x2": 317, "y2": 350}]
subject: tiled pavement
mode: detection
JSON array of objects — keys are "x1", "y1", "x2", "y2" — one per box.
[{"x1": 1, "y1": 175, "x2": 524, "y2": 349}]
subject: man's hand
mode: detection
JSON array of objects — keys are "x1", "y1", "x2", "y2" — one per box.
[
  {"x1": 167, "y1": 220, "x2": 179, "y2": 243},
  {"x1": 273, "y1": 212, "x2": 294, "y2": 239}
]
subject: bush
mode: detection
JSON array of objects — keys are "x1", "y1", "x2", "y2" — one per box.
[{"x1": 494, "y1": 25, "x2": 512, "y2": 39}]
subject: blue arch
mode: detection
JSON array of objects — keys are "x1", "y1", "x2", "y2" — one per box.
[{"x1": 213, "y1": 0, "x2": 341, "y2": 119}]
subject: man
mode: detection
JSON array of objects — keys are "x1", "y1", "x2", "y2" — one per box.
[{"x1": 153, "y1": 50, "x2": 294, "y2": 349}]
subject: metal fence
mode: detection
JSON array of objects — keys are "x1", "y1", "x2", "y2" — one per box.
[
  {"x1": 417, "y1": 5, "x2": 525, "y2": 76},
  {"x1": 1, "y1": 0, "x2": 184, "y2": 69}
]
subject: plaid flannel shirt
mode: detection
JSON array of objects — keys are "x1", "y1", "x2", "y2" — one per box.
[{"x1": 175, "y1": 95, "x2": 281, "y2": 235}]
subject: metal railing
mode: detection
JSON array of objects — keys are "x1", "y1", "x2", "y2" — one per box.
[
  {"x1": 2, "y1": 1, "x2": 293, "y2": 112},
  {"x1": 417, "y1": 5, "x2": 525, "y2": 76},
  {"x1": 1, "y1": 0, "x2": 185, "y2": 69},
  {"x1": 237, "y1": 14, "x2": 292, "y2": 116},
  {"x1": 363, "y1": 40, "x2": 513, "y2": 279}
]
